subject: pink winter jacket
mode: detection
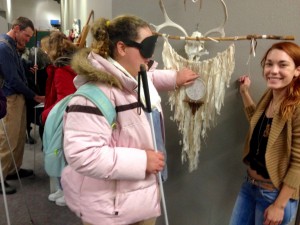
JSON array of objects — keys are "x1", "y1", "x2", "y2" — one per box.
[{"x1": 61, "y1": 49, "x2": 177, "y2": 225}]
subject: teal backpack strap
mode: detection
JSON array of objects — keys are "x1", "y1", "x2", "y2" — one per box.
[{"x1": 74, "y1": 83, "x2": 116, "y2": 126}]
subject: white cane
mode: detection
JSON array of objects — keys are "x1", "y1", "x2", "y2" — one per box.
[
  {"x1": 1, "y1": 119, "x2": 11, "y2": 225},
  {"x1": 34, "y1": 47, "x2": 37, "y2": 85},
  {"x1": 32, "y1": 46, "x2": 38, "y2": 172},
  {"x1": 139, "y1": 64, "x2": 169, "y2": 225},
  {"x1": 1, "y1": 119, "x2": 35, "y2": 224}
]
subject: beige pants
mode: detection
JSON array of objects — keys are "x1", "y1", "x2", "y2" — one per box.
[
  {"x1": 82, "y1": 217, "x2": 156, "y2": 225},
  {"x1": 0, "y1": 94, "x2": 26, "y2": 177}
]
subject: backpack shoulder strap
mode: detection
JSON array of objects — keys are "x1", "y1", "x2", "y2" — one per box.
[
  {"x1": 74, "y1": 83, "x2": 116, "y2": 125},
  {"x1": 0, "y1": 39, "x2": 14, "y2": 52},
  {"x1": 42, "y1": 94, "x2": 74, "y2": 149},
  {"x1": 0, "y1": 39, "x2": 14, "y2": 87}
]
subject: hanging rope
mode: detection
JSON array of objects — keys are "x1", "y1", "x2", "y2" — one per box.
[{"x1": 153, "y1": 32, "x2": 295, "y2": 41}]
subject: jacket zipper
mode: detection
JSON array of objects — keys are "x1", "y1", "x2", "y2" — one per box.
[{"x1": 113, "y1": 180, "x2": 119, "y2": 216}]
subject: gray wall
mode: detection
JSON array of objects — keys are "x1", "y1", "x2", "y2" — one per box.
[
  {"x1": 112, "y1": 1, "x2": 300, "y2": 225},
  {"x1": 10, "y1": 0, "x2": 60, "y2": 30}
]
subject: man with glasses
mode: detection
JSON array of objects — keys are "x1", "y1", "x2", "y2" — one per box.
[{"x1": 0, "y1": 17, "x2": 44, "y2": 194}]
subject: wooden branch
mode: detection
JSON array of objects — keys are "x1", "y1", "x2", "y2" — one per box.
[
  {"x1": 75, "y1": 10, "x2": 94, "y2": 48},
  {"x1": 153, "y1": 32, "x2": 295, "y2": 41}
]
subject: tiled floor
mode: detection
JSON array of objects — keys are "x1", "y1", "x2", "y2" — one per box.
[{"x1": 0, "y1": 125, "x2": 81, "y2": 225}]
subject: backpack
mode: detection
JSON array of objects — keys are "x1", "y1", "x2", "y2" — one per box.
[{"x1": 43, "y1": 83, "x2": 116, "y2": 177}]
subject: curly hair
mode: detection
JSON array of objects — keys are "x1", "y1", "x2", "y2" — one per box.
[
  {"x1": 90, "y1": 15, "x2": 150, "y2": 58},
  {"x1": 40, "y1": 35, "x2": 50, "y2": 54},
  {"x1": 47, "y1": 31, "x2": 78, "y2": 62}
]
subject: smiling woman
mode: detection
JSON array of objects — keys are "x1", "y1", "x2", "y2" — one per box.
[
  {"x1": 231, "y1": 42, "x2": 300, "y2": 225},
  {"x1": 262, "y1": 49, "x2": 300, "y2": 98}
]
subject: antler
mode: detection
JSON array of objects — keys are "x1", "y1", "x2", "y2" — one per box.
[
  {"x1": 151, "y1": 0, "x2": 188, "y2": 36},
  {"x1": 184, "y1": 0, "x2": 202, "y2": 10},
  {"x1": 203, "y1": 0, "x2": 228, "y2": 37}
]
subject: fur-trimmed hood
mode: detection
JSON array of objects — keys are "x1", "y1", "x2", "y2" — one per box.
[{"x1": 71, "y1": 48, "x2": 123, "y2": 90}]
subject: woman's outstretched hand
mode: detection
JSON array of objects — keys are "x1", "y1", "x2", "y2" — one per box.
[{"x1": 176, "y1": 68, "x2": 199, "y2": 87}]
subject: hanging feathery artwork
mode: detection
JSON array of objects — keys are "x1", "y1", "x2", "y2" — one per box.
[
  {"x1": 152, "y1": 0, "x2": 234, "y2": 171},
  {"x1": 163, "y1": 37, "x2": 235, "y2": 171},
  {"x1": 152, "y1": 0, "x2": 293, "y2": 171}
]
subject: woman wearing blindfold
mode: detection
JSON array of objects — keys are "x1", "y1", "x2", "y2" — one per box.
[{"x1": 61, "y1": 14, "x2": 199, "y2": 225}]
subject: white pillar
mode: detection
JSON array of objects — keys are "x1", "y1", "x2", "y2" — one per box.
[{"x1": 60, "y1": 0, "x2": 112, "y2": 46}]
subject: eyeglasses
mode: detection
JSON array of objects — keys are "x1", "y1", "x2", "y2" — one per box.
[{"x1": 122, "y1": 35, "x2": 158, "y2": 58}]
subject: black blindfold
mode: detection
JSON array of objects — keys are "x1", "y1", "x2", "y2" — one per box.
[{"x1": 122, "y1": 35, "x2": 158, "y2": 58}]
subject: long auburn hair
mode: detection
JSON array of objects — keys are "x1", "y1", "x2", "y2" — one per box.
[{"x1": 261, "y1": 42, "x2": 300, "y2": 119}]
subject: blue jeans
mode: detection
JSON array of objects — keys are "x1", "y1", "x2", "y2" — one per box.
[{"x1": 229, "y1": 181, "x2": 298, "y2": 225}]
